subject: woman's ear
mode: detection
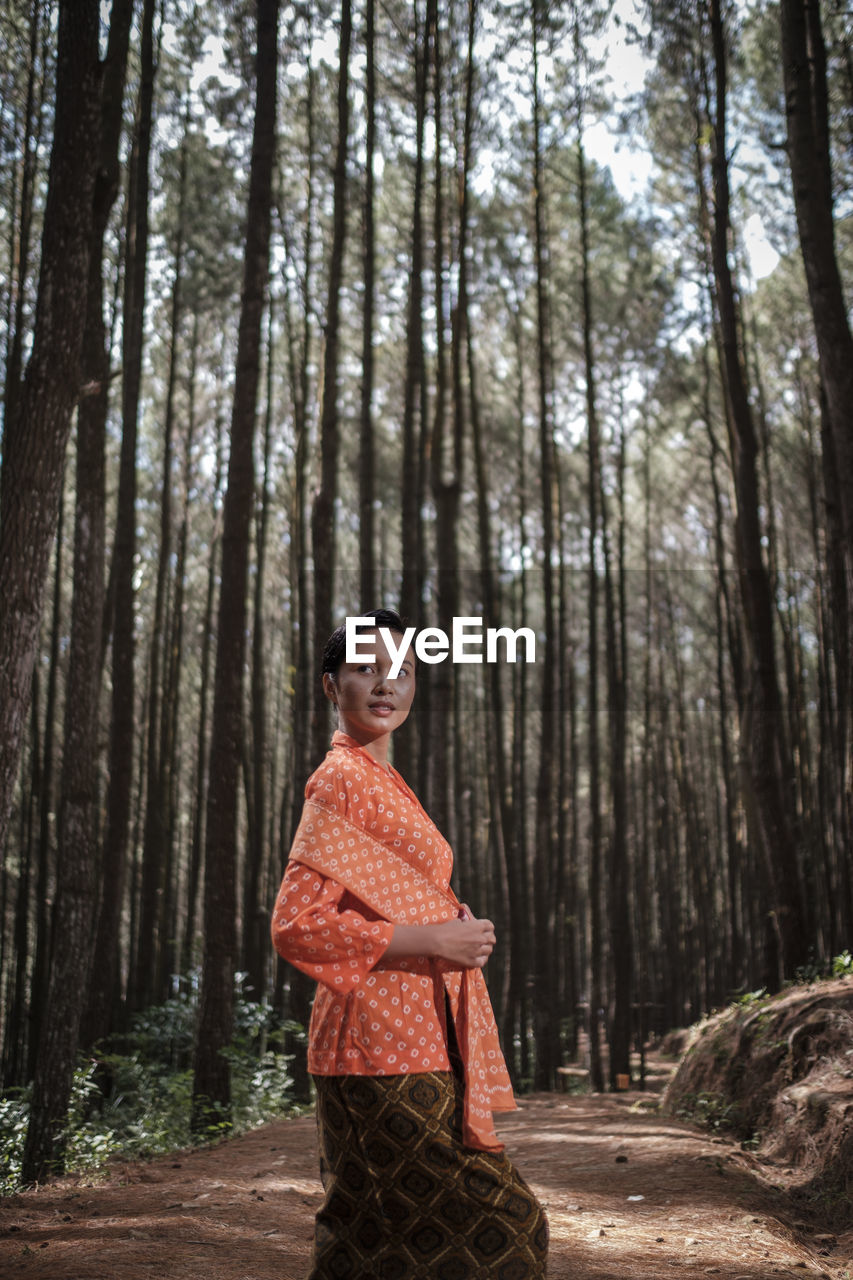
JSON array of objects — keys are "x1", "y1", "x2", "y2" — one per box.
[{"x1": 322, "y1": 672, "x2": 338, "y2": 705}]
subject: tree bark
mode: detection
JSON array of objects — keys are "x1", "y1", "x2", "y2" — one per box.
[
  {"x1": 137, "y1": 119, "x2": 188, "y2": 1010},
  {"x1": 508, "y1": 298, "x2": 532, "y2": 1081},
  {"x1": 780, "y1": 0, "x2": 853, "y2": 556},
  {"x1": 310, "y1": 0, "x2": 351, "y2": 768},
  {"x1": 707, "y1": 0, "x2": 808, "y2": 979},
  {"x1": 818, "y1": 385, "x2": 853, "y2": 938},
  {"x1": 244, "y1": 303, "x2": 275, "y2": 1000},
  {"x1": 161, "y1": 311, "x2": 197, "y2": 995},
  {"x1": 531, "y1": 0, "x2": 559, "y2": 1091},
  {"x1": 27, "y1": 488, "x2": 65, "y2": 1080},
  {"x1": 395, "y1": 0, "x2": 428, "y2": 783},
  {"x1": 601, "y1": 416, "x2": 631, "y2": 1087},
  {"x1": 0, "y1": 0, "x2": 101, "y2": 866},
  {"x1": 2, "y1": 0, "x2": 47, "y2": 437},
  {"x1": 359, "y1": 0, "x2": 377, "y2": 607},
  {"x1": 53, "y1": 0, "x2": 135, "y2": 1082},
  {"x1": 2, "y1": 673, "x2": 39, "y2": 1087},
  {"x1": 68, "y1": 0, "x2": 135, "y2": 1054},
  {"x1": 278, "y1": 6, "x2": 318, "y2": 1102},
  {"x1": 93, "y1": 0, "x2": 156, "y2": 1030},
  {"x1": 426, "y1": 0, "x2": 459, "y2": 841},
  {"x1": 468, "y1": 292, "x2": 519, "y2": 1074},
  {"x1": 779, "y1": 0, "x2": 853, "y2": 889},
  {"x1": 13, "y1": 0, "x2": 103, "y2": 1181},
  {"x1": 181, "y1": 373, "x2": 226, "y2": 981},
  {"x1": 192, "y1": 0, "x2": 280, "y2": 1132}
]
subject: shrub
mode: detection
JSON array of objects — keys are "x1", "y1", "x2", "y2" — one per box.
[{"x1": 0, "y1": 977, "x2": 304, "y2": 1193}]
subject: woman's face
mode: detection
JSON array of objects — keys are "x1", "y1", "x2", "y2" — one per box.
[{"x1": 323, "y1": 628, "x2": 416, "y2": 748}]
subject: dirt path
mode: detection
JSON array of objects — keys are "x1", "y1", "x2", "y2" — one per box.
[{"x1": 1, "y1": 1090, "x2": 849, "y2": 1279}]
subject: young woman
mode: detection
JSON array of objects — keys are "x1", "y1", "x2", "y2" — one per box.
[{"x1": 272, "y1": 609, "x2": 548, "y2": 1278}]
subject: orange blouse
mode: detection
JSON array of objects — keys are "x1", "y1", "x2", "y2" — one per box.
[{"x1": 271, "y1": 731, "x2": 516, "y2": 1150}]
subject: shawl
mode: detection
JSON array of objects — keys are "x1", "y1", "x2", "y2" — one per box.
[{"x1": 288, "y1": 793, "x2": 517, "y2": 1151}]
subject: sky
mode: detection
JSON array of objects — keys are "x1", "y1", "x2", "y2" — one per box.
[
  {"x1": 181, "y1": 0, "x2": 781, "y2": 282},
  {"x1": 584, "y1": 0, "x2": 780, "y2": 280}
]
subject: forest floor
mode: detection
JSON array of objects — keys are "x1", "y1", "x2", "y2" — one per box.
[{"x1": 1, "y1": 1069, "x2": 850, "y2": 1280}]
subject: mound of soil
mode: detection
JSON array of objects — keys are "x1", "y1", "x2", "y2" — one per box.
[{"x1": 663, "y1": 976, "x2": 853, "y2": 1227}]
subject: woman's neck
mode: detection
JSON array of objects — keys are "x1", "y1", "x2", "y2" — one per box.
[{"x1": 336, "y1": 723, "x2": 392, "y2": 770}]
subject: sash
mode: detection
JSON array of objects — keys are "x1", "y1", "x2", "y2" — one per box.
[{"x1": 289, "y1": 795, "x2": 517, "y2": 1150}]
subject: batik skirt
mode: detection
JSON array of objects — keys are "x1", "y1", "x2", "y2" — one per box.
[{"x1": 308, "y1": 1067, "x2": 549, "y2": 1279}]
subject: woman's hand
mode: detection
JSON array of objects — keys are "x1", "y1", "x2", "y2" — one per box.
[
  {"x1": 384, "y1": 912, "x2": 496, "y2": 969},
  {"x1": 431, "y1": 915, "x2": 496, "y2": 969}
]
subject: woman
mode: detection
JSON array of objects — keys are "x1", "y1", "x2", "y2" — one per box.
[{"x1": 272, "y1": 609, "x2": 548, "y2": 1278}]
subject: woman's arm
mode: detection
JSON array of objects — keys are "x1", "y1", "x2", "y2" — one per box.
[
  {"x1": 271, "y1": 861, "x2": 394, "y2": 989},
  {"x1": 383, "y1": 912, "x2": 496, "y2": 969}
]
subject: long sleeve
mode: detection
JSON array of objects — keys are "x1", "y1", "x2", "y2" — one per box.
[
  {"x1": 269, "y1": 734, "x2": 455, "y2": 1082},
  {"x1": 272, "y1": 858, "x2": 394, "y2": 992}
]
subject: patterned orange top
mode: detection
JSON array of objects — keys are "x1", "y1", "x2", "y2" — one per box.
[{"x1": 271, "y1": 731, "x2": 516, "y2": 1150}]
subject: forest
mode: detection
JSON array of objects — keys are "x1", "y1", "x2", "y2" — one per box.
[{"x1": 0, "y1": 0, "x2": 851, "y2": 1186}]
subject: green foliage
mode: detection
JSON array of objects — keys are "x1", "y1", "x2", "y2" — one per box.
[
  {"x1": 0, "y1": 1062, "x2": 122, "y2": 1192},
  {"x1": 732, "y1": 987, "x2": 768, "y2": 1008},
  {"x1": 672, "y1": 1089, "x2": 746, "y2": 1137},
  {"x1": 0, "y1": 982, "x2": 304, "y2": 1195},
  {"x1": 792, "y1": 951, "x2": 853, "y2": 985},
  {"x1": 794, "y1": 958, "x2": 829, "y2": 985},
  {"x1": 0, "y1": 1093, "x2": 29, "y2": 1194},
  {"x1": 64, "y1": 1061, "x2": 125, "y2": 1173}
]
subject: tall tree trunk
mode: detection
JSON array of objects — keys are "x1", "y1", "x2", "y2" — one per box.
[
  {"x1": 136, "y1": 120, "x2": 188, "y2": 1010},
  {"x1": 244, "y1": 303, "x2": 275, "y2": 1000},
  {"x1": 531, "y1": 0, "x2": 558, "y2": 1091},
  {"x1": 359, "y1": 0, "x2": 377, "y2": 607},
  {"x1": 552, "y1": 449, "x2": 576, "y2": 1063},
  {"x1": 638, "y1": 416, "x2": 654, "y2": 1081},
  {"x1": 181, "y1": 374, "x2": 226, "y2": 981},
  {"x1": 779, "y1": 0, "x2": 853, "y2": 899},
  {"x1": 447, "y1": 0, "x2": 480, "y2": 874},
  {"x1": 652, "y1": 640, "x2": 680, "y2": 1031},
  {"x1": 601, "y1": 414, "x2": 630, "y2": 1087},
  {"x1": 53, "y1": 0, "x2": 135, "y2": 1080},
  {"x1": 508, "y1": 296, "x2": 532, "y2": 1079},
  {"x1": 427, "y1": 0, "x2": 458, "y2": 841},
  {"x1": 278, "y1": 7, "x2": 317, "y2": 1101},
  {"x1": 706, "y1": 0, "x2": 808, "y2": 980},
  {"x1": 559, "y1": 516, "x2": 580, "y2": 1063},
  {"x1": 780, "y1": 0, "x2": 853, "y2": 555},
  {"x1": 468, "y1": 305, "x2": 519, "y2": 1067},
  {"x1": 9, "y1": 0, "x2": 129, "y2": 1074},
  {"x1": 0, "y1": 0, "x2": 101, "y2": 865},
  {"x1": 90, "y1": 0, "x2": 156, "y2": 1035},
  {"x1": 695, "y1": 112, "x2": 745, "y2": 997},
  {"x1": 2, "y1": 0, "x2": 47, "y2": 435},
  {"x1": 462, "y1": 0, "x2": 520, "y2": 1054},
  {"x1": 161, "y1": 313, "x2": 197, "y2": 995},
  {"x1": 192, "y1": 0, "x2": 279, "y2": 1131},
  {"x1": 14, "y1": 0, "x2": 103, "y2": 1182},
  {"x1": 395, "y1": 0, "x2": 428, "y2": 783},
  {"x1": 818, "y1": 386, "x2": 853, "y2": 939},
  {"x1": 707, "y1": 414, "x2": 743, "y2": 991},
  {"x1": 28, "y1": 489, "x2": 65, "y2": 1080},
  {"x1": 310, "y1": 0, "x2": 351, "y2": 768},
  {"x1": 2, "y1": 676, "x2": 39, "y2": 1087},
  {"x1": 278, "y1": 2, "x2": 316, "y2": 833}
]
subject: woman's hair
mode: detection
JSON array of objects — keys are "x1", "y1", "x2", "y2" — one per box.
[{"x1": 321, "y1": 608, "x2": 409, "y2": 677}]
